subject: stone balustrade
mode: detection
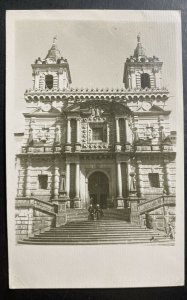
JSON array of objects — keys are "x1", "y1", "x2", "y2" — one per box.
[
  {"x1": 138, "y1": 195, "x2": 175, "y2": 214},
  {"x1": 21, "y1": 143, "x2": 175, "y2": 154}
]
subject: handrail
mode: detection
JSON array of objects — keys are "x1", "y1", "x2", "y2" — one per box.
[
  {"x1": 138, "y1": 195, "x2": 175, "y2": 214},
  {"x1": 16, "y1": 196, "x2": 55, "y2": 207},
  {"x1": 15, "y1": 197, "x2": 56, "y2": 215}
]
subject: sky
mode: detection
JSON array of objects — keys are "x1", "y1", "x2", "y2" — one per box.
[{"x1": 14, "y1": 18, "x2": 178, "y2": 131}]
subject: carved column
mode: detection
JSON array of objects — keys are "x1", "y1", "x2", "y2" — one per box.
[
  {"x1": 75, "y1": 118, "x2": 81, "y2": 151},
  {"x1": 116, "y1": 162, "x2": 124, "y2": 208},
  {"x1": 25, "y1": 157, "x2": 31, "y2": 197},
  {"x1": 76, "y1": 119, "x2": 80, "y2": 143},
  {"x1": 136, "y1": 159, "x2": 143, "y2": 197},
  {"x1": 115, "y1": 118, "x2": 121, "y2": 151},
  {"x1": 34, "y1": 72, "x2": 40, "y2": 89},
  {"x1": 116, "y1": 118, "x2": 120, "y2": 143},
  {"x1": 66, "y1": 163, "x2": 70, "y2": 207},
  {"x1": 125, "y1": 118, "x2": 132, "y2": 150},
  {"x1": 54, "y1": 159, "x2": 59, "y2": 199},
  {"x1": 65, "y1": 118, "x2": 71, "y2": 152},
  {"x1": 128, "y1": 74, "x2": 132, "y2": 89},
  {"x1": 74, "y1": 162, "x2": 81, "y2": 208},
  {"x1": 67, "y1": 119, "x2": 71, "y2": 144}
]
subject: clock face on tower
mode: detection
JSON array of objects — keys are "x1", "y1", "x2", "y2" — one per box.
[{"x1": 142, "y1": 102, "x2": 152, "y2": 111}]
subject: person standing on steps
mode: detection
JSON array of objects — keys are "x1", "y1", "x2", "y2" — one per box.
[
  {"x1": 88, "y1": 204, "x2": 94, "y2": 220},
  {"x1": 95, "y1": 204, "x2": 104, "y2": 220},
  {"x1": 168, "y1": 222, "x2": 175, "y2": 239},
  {"x1": 145, "y1": 212, "x2": 154, "y2": 229}
]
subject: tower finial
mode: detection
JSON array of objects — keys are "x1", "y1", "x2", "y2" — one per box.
[
  {"x1": 137, "y1": 33, "x2": 141, "y2": 43},
  {"x1": 53, "y1": 36, "x2": 57, "y2": 44}
]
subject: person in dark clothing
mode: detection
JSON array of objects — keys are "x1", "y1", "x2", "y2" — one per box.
[
  {"x1": 145, "y1": 212, "x2": 154, "y2": 229},
  {"x1": 95, "y1": 204, "x2": 104, "y2": 220},
  {"x1": 88, "y1": 204, "x2": 94, "y2": 220}
]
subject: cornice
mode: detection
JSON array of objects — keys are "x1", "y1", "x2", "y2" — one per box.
[{"x1": 24, "y1": 87, "x2": 169, "y2": 102}]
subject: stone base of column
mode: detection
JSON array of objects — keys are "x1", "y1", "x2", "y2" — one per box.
[
  {"x1": 65, "y1": 144, "x2": 71, "y2": 152},
  {"x1": 116, "y1": 197, "x2": 124, "y2": 209},
  {"x1": 115, "y1": 144, "x2": 122, "y2": 152},
  {"x1": 129, "y1": 196, "x2": 140, "y2": 225},
  {"x1": 75, "y1": 143, "x2": 81, "y2": 152},
  {"x1": 73, "y1": 198, "x2": 81, "y2": 208},
  {"x1": 66, "y1": 199, "x2": 71, "y2": 208},
  {"x1": 124, "y1": 143, "x2": 131, "y2": 151}
]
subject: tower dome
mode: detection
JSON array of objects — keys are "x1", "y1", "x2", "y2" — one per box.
[
  {"x1": 45, "y1": 37, "x2": 62, "y2": 64},
  {"x1": 133, "y1": 33, "x2": 146, "y2": 59}
]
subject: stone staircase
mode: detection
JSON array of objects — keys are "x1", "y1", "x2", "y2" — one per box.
[
  {"x1": 66, "y1": 208, "x2": 130, "y2": 222},
  {"x1": 19, "y1": 219, "x2": 174, "y2": 245}
]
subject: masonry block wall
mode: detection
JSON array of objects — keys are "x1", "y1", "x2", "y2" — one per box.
[
  {"x1": 140, "y1": 205, "x2": 175, "y2": 232},
  {"x1": 15, "y1": 207, "x2": 55, "y2": 242}
]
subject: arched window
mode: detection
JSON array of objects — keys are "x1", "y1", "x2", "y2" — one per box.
[
  {"x1": 45, "y1": 75, "x2": 53, "y2": 89},
  {"x1": 141, "y1": 73, "x2": 150, "y2": 89}
]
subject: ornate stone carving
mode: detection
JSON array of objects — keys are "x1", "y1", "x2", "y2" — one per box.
[
  {"x1": 54, "y1": 126, "x2": 61, "y2": 145},
  {"x1": 36, "y1": 128, "x2": 52, "y2": 144},
  {"x1": 129, "y1": 166, "x2": 137, "y2": 193}
]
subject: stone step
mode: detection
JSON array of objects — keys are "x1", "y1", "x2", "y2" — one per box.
[
  {"x1": 19, "y1": 239, "x2": 174, "y2": 245},
  {"x1": 18, "y1": 219, "x2": 173, "y2": 246},
  {"x1": 66, "y1": 209, "x2": 130, "y2": 222}
]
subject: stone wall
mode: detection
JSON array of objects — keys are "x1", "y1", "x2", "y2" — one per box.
[
  {"x1": 140, "y1": 205, "x2": 175, "y2": 232},
  {"x1": 15, "y1": 206, "x2": 55, "y2": 242},
  {"x1": 135, "y1": 157, "x2": 176, "y2": 198}
]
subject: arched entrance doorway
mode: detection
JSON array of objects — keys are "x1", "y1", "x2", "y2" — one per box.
[{"x1": 88, "y1": 171, "x2": 109, "y2": 209}]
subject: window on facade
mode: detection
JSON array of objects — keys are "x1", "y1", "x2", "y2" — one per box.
[
  {"x1": 38, "y1": 175, "x2": 48, "y2": 189},
  {"x1": 148, "y1": 173, "x2": 160, "y2": 188},
  {"x1": 141, "y1": 73, "x2": 150, "y2": 89},
  {"x1": 45, "y1": 75, "x2": 53, "y2": 89},
  {"x1": 92, "y1": 127, "x2": 103, "y2": 141}
]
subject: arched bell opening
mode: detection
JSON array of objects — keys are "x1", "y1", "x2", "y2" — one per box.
[{"x1": 141, "y1": 73, "x2": 151, "y2": 89}]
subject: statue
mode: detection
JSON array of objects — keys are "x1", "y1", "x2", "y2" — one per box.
[
  {"x1": 28, "y1": 128, "x2": 34, "y2": 145},
  {"x1": 59, "y1": 173, "x2": 66, "y2": 197},
  {"x1": 160, "y1": 126, "x2": 166, "y2": 142},
  {"x1": 129, "y1": 169, "x2": 136, "y2": 192},
  {"x1": 55, "y1": 126, "x2": 61, "y2": 145},
  {"x1": 133, "y1": 127, "x2": 139, "y2": 143}
]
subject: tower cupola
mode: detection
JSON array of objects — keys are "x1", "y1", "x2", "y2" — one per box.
[
  {"x1": 31, "y1": 37, "x2": 72, "y2": 90},
  {"x1": 123, "y1": 34, "x2": 163, "y2": 89}
]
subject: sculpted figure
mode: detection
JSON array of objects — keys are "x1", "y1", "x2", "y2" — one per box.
[
  {"x1": 28, "y1": 128, "x2": 34, "y2": 145},
  {"x1": 133, "y1": 127, "x2": 139, "y2": 143},
  {"x1": 59, "y1": 174, "x2": 66, "y2": 193},
  {"x1": 55, "y1": 126, "x2": 61, "y2": 144}
]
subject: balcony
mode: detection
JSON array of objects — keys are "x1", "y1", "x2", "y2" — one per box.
[
  {"x1": 22, "y1": 145, "x2": 61, "y2": 154},
  {"x1": 134, "y1": 144, "x2": 175, "y2": 153}
]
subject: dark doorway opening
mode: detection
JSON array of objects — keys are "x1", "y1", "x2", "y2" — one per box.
[{"x1": 88, "y1": 171, "x2": 109, "y2": 209}]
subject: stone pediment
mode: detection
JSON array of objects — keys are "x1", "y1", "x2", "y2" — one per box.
[
  {"x1": 136, "y1": 103, "x2": 165, "y2": 113},
  {"x1": 150, "y1": 105, "x2": 164, "y2": 112},
  {"x1": 66, "y1": 100, "x2": 131, "y2": 115},
  {"x1": 28, "y1": 105, "x2": 61, "y2": 115}
]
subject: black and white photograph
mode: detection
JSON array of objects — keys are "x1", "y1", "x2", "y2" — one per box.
[{"x1": 6, "y1": 10, "x2": 184, "y2": 288}]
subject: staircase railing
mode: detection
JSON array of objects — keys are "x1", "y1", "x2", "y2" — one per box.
[
  {"x1": 16, "y1": 197, "x2": 56, "y2": 215},
  {"x1": 138, "y1": 195, "x2": 175, "y2": 214},
  {"x1": 15, "y1": 197, "x2": 57, "y2": 239}
]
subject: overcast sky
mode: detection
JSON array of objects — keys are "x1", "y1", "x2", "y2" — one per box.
[{"x1": 14, "y1": 18, "x2": 178, "y2": 131}]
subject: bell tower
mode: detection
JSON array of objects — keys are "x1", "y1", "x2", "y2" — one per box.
[
  {"x1": 123, "y1": 34, "x2": 163, "y2": 89},
  {"x1": 31, "y1": 37, "x2": 72, "y2": 90}
]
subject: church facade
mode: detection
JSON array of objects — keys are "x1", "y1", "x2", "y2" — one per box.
[{"x1": 15, "y1": 35, "x2": 176, "y2": 241}]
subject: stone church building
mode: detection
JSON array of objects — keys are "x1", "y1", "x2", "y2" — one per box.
[{"x1": 15, "y1": 35, "x2": 176, "y2": 243}]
